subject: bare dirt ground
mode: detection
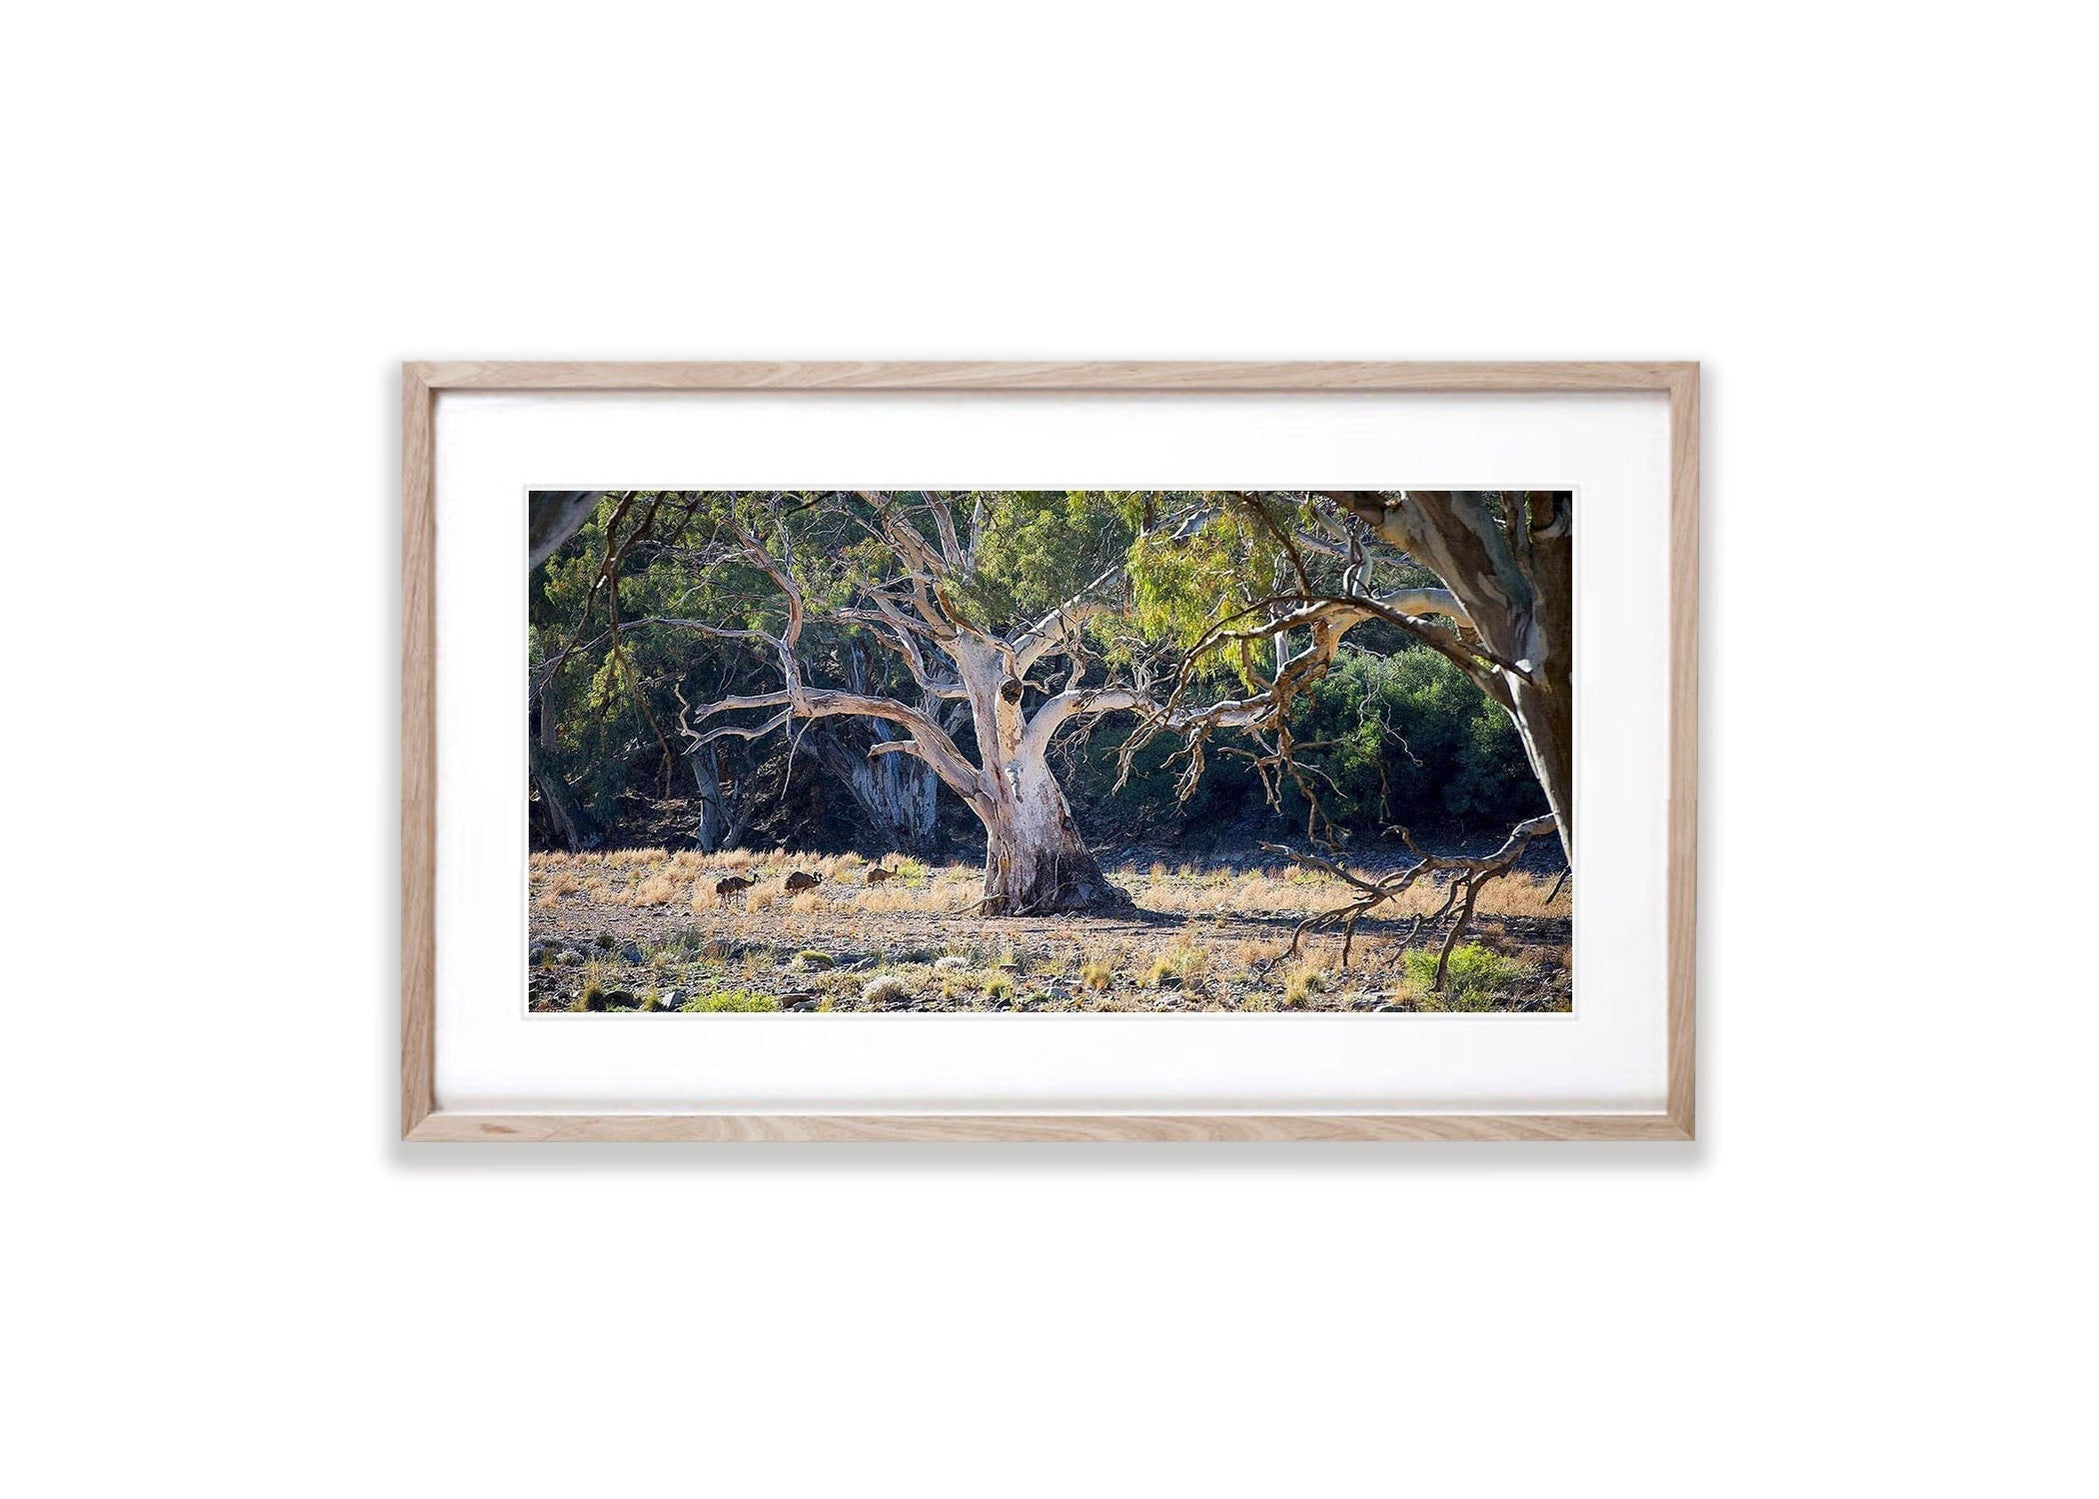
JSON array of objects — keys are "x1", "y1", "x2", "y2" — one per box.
[{"x1": 528, "y1": 847, "x2": 1572, "y2": 1015}]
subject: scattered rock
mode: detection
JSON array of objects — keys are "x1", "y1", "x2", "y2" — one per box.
[
  {"x1": 780, "y1": 991, "x2": 821, "y2": 1011},
  {"x1": 619, "y1": 943, "x2": 645, "y2": 964}
]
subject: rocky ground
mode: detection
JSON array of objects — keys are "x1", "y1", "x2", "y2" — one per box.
[{"x1": 528, "y1": 848, "x2": 1573, "y2": 1015}]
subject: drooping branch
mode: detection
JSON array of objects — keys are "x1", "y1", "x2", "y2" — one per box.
[
  {"x1": 1260, "y1": 813, "x2": 1561, "y2": 984},
  {"x1": 1133, "y1": 491, "x2": 1573, "y2": 864}
]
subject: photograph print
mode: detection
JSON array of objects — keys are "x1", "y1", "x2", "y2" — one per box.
[{"x1": 527, "y1": 490, "x2": 1571, "y2": 1015}]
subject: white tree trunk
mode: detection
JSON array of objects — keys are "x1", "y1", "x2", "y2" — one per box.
[
  {"x1": 954, "y1": 640, "x2": 1129, "y2": 914},
  {"x1": 979, "y1": 750, "x2": 1126, "y2": 913}
]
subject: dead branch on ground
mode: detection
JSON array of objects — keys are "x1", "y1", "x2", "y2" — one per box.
[{"x1": 1259, "y1": 813, "x2": 1561, "y2": 986}]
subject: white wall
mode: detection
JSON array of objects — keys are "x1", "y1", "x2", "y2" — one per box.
[{"x1": 8, "y1": 4, "x2": 2091, "y2": 1496}]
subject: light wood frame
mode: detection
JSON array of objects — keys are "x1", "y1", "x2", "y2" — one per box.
[{"x1": 402, "y1": 361, "x2": 1699, "y2": 1142}]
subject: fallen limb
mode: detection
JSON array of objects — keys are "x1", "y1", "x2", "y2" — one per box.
[{"x1": 1260, "y1": 814, "x2": 1562, "y2": 987}]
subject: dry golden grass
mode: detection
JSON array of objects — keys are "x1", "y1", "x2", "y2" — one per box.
[
  {"x1": 1233, "y1": 935, "x2": 1289, "y2": 972},
  {"x1": 529, "y1": 847, "x2": 1569, "y2": 1015},
  {"x1": 1130, "y1": 865, "x2": 1569, "y2": 922},
  {"x1": 1141, "y1": 935, "x2": 1208, "y2": 990},
  {"x1": 851, "y1": 873, "x2": 974, "y2": 915},
  {"x1": 533, "y1": 851, "x2": 1564, "y2": 916},
  {"x1": 631, "y1": 871, "x2": 680, "y2": 907},
  {"x1": 1281, "y1": 960, "x2": 1328, "y2": 1009}
]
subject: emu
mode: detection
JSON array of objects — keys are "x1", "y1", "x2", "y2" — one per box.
[
  {"x1": 784, "y1": 870, "x2": 824, "y2": 893},
  {"x1": 714, "y1": 874, "x2": 756, "y2": 898}
]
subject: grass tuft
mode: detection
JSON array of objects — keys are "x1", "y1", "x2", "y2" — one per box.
[{"x1": 1281, "y1": 962, "x2": 1327, "y2": 1009}]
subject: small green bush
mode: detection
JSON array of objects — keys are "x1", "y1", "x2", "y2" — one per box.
[
  {"x1": 1402, "y1": 943, "x2": 1525, "y2": 1005},
  {"x1": 677, "y1": 988, "x2": 779, "y2": 1013}
]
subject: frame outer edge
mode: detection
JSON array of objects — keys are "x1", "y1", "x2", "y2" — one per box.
[
  {"x1": 401, "y1": 361, "x2": 1700, "y2": 1142},
  {"x1": 1666, "y1": 364, "x2": 1700, "y2": 1138},
  {"x1": 402, "y1": 366, "x2": 437, "y2": 1137}
]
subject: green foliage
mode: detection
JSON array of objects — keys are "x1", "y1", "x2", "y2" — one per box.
[
  {"x1": 677, "y1": 988, "x2": 779, "y2": 1013},
  {"x1": 948, "y1": 491, "x2": 1131, "y2": 628},
  {"x1": 1286, "y1": 648, "x2": 1545, "y2": 831},
  {"x1": 531, "y1": 489, "x2": 1550, "y2": 854},
  {"x1": 1402, "y1": 943, "x2": 1525, "y2": 1005}
]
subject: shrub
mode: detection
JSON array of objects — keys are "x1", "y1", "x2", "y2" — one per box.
[
  {"x1": 982, "y1": 973, "x2": 1016, "y2": 1001},
  {"x1": 1401, "y1": 943, "x2": 1526, "y2": 1005},
  {"x1": 862, "y1": 974, "x2": 910, "y2": 1005},
  {"x1": 677, "y1": 988, "x2": 779, "y2": 1013}
]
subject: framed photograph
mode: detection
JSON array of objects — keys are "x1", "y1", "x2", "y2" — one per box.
[{"x1": 402, "y1": 362, "x2": 1698, "y2": 1141}]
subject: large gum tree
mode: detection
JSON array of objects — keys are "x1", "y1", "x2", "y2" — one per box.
[{"x1": 644, "y1": 490, "x2": 1182, "y2": 915}]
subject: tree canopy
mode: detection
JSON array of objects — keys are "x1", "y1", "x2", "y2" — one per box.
[{"x1": 529, "y1": 492, "x2": 1555, "y2": 889}]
